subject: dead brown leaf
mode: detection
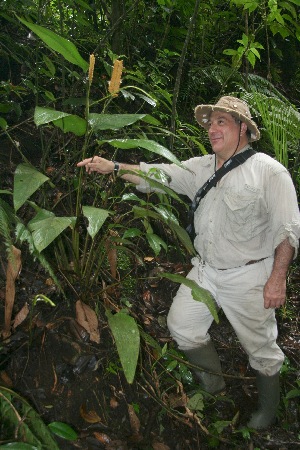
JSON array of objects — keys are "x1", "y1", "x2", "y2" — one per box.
[
  {"x1": 152, "y1": 443, "x2": 171, "y2": 450},
  {"x1": 0, "y1": 370, "x2": 13, "y2": 387},
  {"x1": 80, "y1": 403, "x2": 102, "y2": 423},
  {"x1": 104, "y1": 236, "x2": 118, "y2": 280},
  {"x1": 93, "y1": 432, "x2": 112, "y2": 444},
  {"x1": 127, "y1": 404, "x2": 140, "y2": 436},
  {"x1": 3, "y1": 246, "x2": 22, "y2": 338},
  {"x1": 13, "y1": 302, "x2": 29, "y2": 329},
  {"x1": 75, "y1": 300, "x2": 100, "y2": 344},
  {"x1": 109, "y1": 396, "x2": 119, "y2": 409}
]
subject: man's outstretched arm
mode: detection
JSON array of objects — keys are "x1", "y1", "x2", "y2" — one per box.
[{"x1": 77, "y1": 156, "x2": 141, "y2": 185}]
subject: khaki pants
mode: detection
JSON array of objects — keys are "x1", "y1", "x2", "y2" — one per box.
[{"x1": 167, "y1": 256, "x2": 284, "y2": 376}]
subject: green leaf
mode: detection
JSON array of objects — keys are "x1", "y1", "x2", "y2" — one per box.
[
  {"x1": 106, "y1": 311, "x2": 140, "y2": 384},
  {"x1": 122, "y1": 227, "x2": 142, "y2": 238},
  {"x1": 0, "y1": 443, "x2": 39, "y2": 449},
  {"x1": 28, "y1": 216, "x2": 76, "y2": 252},
  {"x1": 187, "y1": 393, "x2": 204, "y2": 412},
  {"x1": 106, "y1": 139, "x2": 183, "y2": 166},
  {"x1": 48, "y1": 422, "x2": 78, "y2": 440},
  {"x1": 34, "y1": 107, "x2": 87, "y2": 136},
  {"x1": 54, "y1": 115, "x2": 87, "y2": 136},
  {"x1": 285, "y1": 388, "x2": 300, "y2": 400},
  {"x1": 146, "y1": 233, "x2": 168, "y2": 255},
  {"x1": 18, "y1": 17, "x2": 88, "y2": 71},
  {"x1": 247, "y1": 51, "x2": 256, "y2": 68},
  {"x1": 223, "y1": 49, "x2": 238, "y2": 56},
  {"x1": 34, "y1": 106, "x2": 70, "y2": 126},
  {"x1": 0, "y1": 387, "x2": 59, "y2": 449},
  {"x1": 159, "y1": 272, "x2": 219, "y2": 323},
  {"x1": 168, "y1": 221, "x2": 196, "y2": 256},
  {"x1": 0, "y1": 117, "x2": 7, "y2": 130},
  {"x1": 250, "y1": 47, "x2": 261, "y2": 58},
  {"x1": 82, "y1": 206, "x2": 111, "y2": 239},
  {"x1": 89, "y1": 113, "x2": 146, "y2": 131},
  {"x1": 14, "y1": 164, "x2": 49, "y2": 211}
]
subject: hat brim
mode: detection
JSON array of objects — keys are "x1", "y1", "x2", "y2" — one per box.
[{"x1": 195, "y1": 104, "x2": 260, "y2": 142}]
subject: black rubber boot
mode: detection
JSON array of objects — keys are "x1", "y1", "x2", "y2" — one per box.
[
  {"x1": 247, "y1": 371, "x2": 280, "y2": 429},
  {"x1": 184, "y1": 341, "x2": 226, "y2": 394}
]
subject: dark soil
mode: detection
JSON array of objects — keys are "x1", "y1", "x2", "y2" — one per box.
[{"x1": 0, "y1": 256, "x2": 300, "y2": 450}]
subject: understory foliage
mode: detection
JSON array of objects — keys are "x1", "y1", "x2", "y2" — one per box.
[{"x1": 0, "y1": 0, "x2": 300, "y2": 447}]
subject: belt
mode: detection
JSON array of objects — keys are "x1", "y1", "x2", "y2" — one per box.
[
  {"x1": 245, "y1": 257, "x2": 268, "y2": 266},
  {"x1": 217, "y1": 256, "x2": 269, "y2": 271}
]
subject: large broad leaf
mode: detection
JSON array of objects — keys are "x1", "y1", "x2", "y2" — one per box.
[
  {"x1": 89, "y1": 113, "x2": 146, "y2": 131},
  {"x1": 34, "y1": 107, "x2": 87, "y2": 136},
  {"x1": 106, "y1": 310, "x2": 140, "y2": 384},
  {"x1": 34, "y1": 107, "x2": 69, "y2": 125},
  {"x1": 105, "y1": 138, "x2": 183, "y2": 166},
  {"x1": 53, "y1": 115, "x2": 87, "y2": 136},
  {"x1": 0, "y1": 387, "x2": 59, "y2": 449},
  {"x1": 18, "y1": 17, "x2": 88, "y2": 71},
  {"x1": 82, "y1": 206, "x2": 111, "y2": 239},
  {"x1": 28, "y1": 216, "x2": 76, "y2": 252},
  {"x1": 160, "y1": 272, "x2": 219, "y2": 323},
  {"x1": 14, "y1": 164, "x2": 49, "y2": 211}
]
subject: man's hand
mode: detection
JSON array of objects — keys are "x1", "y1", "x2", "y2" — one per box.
[
  {"x1": 263, "y1": 274, "x2": 286, "y2": 309},
  {"x1": 77, "y1": 156, "x2": 114, "y2": 174},
  {"x1": 76, "y1": 157, "x2": 142, "y2": 184},
  {"x1": 263, "y1": 238, "x2": 294, "y2": 309}
]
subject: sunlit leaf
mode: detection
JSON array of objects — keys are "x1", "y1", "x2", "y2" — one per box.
[
  {"x1": 14, "y1": 164, "x2": 49, "y2": 211},
  {"x1": 34, "y1": 107, "x2": 69, "y2": 126},
  {"x1": 159, "y1": 272, "x2": 219, "y2": 323},
  {"x1": 18, "y1": 17, "x2": 89, "y2": 71},
  {"x1": 106, "y1": 310, "x2": 140, "y2": 384},
  {"x1": 54, "y1": 115, "x2": 87, "y2": 136},
  {"x1": 106, "y1": 139, "x2": 183, "y2": 166},
  {"x1": 82, "y1": 206, "x2": 111, "y2": 239},
  {"x1": 28, "y1": 216, "x2": 76, "y2": 252},
  {"x1": 34, "y1": 107, "x2": 87, "y2": 136},
  {"x1": 89, "y1": 113, "x2": 146, "y2": 131}
]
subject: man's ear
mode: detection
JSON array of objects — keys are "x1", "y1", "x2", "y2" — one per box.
[{"x1": 240, "y1": 122, "x2": 248, "y2": 135}]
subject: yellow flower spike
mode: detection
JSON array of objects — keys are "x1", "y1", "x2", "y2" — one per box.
[
  {"x1": 88, "y1": 53, "x2": 95, "y2": 84},
  {"x1": 108, "y1": 60, "x2": 123, "y2": 97}
]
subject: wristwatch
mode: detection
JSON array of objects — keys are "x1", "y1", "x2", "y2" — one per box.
[{"x1": 113, "y1": 161, "x2": 120, "y2": 173}]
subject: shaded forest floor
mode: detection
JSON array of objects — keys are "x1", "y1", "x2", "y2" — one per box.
[{"x1": 0, "y1": 255, "x2": 300, "y2": 450}]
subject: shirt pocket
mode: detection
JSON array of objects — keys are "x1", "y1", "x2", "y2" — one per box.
[{"x1": 223, "y1": 186, "x2": 267, "y2": 242}]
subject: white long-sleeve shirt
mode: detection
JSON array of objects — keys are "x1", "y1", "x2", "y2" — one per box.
[{"x1": 137, "y1": 146, "x2": 300, "y2": 269}]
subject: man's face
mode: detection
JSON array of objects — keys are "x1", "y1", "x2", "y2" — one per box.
[{"x1": 207, "y1": 111, "x2": 242, "y2": 157}]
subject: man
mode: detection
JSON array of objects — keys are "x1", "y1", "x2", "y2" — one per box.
[{"x1": 77, "y1": 96, "x2": 300, "y2": 429}]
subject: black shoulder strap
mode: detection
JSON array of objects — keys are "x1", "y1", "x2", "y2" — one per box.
[{"x1": 186, "y1": 147, "x2": 256, "y2": 239}]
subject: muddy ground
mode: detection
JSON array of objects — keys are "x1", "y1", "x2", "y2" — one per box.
[{"x1": 0, "y1": 256, "x2": 300, "y2": 450}]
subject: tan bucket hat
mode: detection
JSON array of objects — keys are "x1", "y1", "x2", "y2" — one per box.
[{"x1": 195, "y1": 96, "x2": 260, "y2": 142}]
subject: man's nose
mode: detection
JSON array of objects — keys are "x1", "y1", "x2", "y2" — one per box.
[{"x1": 208, "y1": 123, "x2": 216, "y2": 134}]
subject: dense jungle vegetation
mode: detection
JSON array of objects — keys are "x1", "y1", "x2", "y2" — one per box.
[{"x1": 0, "y1": 0, "x2": 300, "y2": 449}]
